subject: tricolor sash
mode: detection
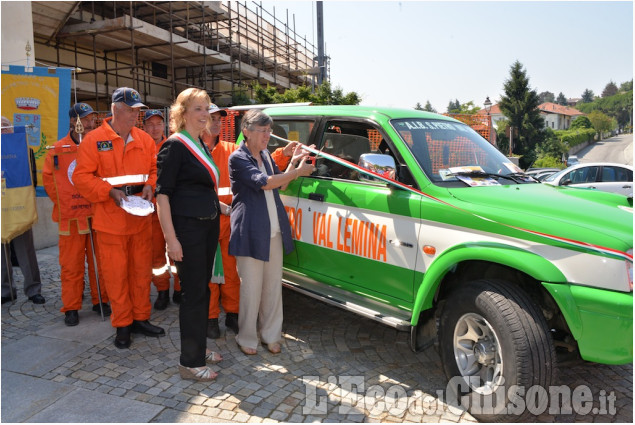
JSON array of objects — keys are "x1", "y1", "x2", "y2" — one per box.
[
  {"x1": 173, "y1": 131, "x2": 220, "y2": 190},
  {"x1": 172, "y1": 131, "x2": 225, "y2": 283}
]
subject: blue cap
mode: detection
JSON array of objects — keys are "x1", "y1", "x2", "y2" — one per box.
[
  {"x1": 112, "y1": 87, "x2": 146, "y2": 108},
  {"x1": 69, "y1": 103, "x2": 96, "y2": 119},
  {"x1": 144, "y1": 109, "x2": 164, "y2": 122}
]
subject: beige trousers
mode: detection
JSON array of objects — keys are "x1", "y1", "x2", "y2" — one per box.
[{"x1": 235, "y1": 233, "x2": 283, "y2": 350}]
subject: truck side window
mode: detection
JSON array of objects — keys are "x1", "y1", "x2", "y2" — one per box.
[{"x1": 316, "y1": 122, "x2": 373, "y2": 181}]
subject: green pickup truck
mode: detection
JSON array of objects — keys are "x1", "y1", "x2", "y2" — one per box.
[{"x1": 258, "y1": 105, "x2": 632, "y2": 421}]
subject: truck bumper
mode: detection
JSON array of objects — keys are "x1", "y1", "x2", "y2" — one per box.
[{"x1": 543, "y1": 282, "x2": 633, "y2": 364}]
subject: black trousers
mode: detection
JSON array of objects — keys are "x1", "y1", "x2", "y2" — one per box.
[{"x1": 173, "y1": 215, "x2": 220, "y2": 368}]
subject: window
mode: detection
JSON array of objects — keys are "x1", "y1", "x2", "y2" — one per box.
[
  {"x1": 267, "y1": 119, "x2": 315, "y2": 153},
  {"x1": 602, "y1": 166, "x2": 633, "y2": 182},
  {"x1": 314, "y1": 121, "x2": 374, "y2": 181}
]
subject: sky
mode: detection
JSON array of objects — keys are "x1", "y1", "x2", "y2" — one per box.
[{"x1": 260, "y1": 1, "x2": 633, "y2": 112}]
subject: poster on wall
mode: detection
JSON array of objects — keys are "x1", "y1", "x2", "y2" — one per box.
[{"x1": 1, "y1": 65, "x2": 71, "y2": 189}]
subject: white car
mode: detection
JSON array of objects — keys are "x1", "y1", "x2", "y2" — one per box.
[{"x1": 543, "y1": 162, "x2": 634, "y2": 197}]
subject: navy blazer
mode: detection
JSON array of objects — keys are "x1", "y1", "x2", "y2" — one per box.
[{"x1": 228, "y1": 142, "x2": 294, "y2": 261}]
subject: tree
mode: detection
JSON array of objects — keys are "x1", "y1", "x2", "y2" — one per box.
[
  {"x1": 602, "y1": 81, "x2": 618, "y2": 98},
  {"x1": 424, "y1": 100, "x2": 437, "y2": 113},
  {"x1": 414, "y1": 102, "x2": 424, "y2": 111},
  {"x1": 498, "y1": 61, "x2": 545, "y2": 168},
  {"x1": 619, "y1": 80, "x2": 633, "y2": 92},
  {"x1": 448, "y1": 101, "x2": 480, "y2": 114},
  {"x1": 446, "y1": 99, "x2": 460, "y2": 113},
  {"x1": 581, "y1": 89, "x2": 594, "y2": 103},
  {"x1": 538, "y1": 91, "x2": 555, "y2": 104},
  {"x1": 570, "y1": 116, "x2": 593, "y2": 130},
  {"x1": 252, "y1": 81, "x2": 360, "y2": 105},
  {"x1": 577, "y1": 90, "x2": 633, "y2": 130},
  {"x1": 556, "y1": 92, "x2": 568, "y2": 106},
  {"x1": 588, "y1": 110, "x2": 615, "y2": 139}
]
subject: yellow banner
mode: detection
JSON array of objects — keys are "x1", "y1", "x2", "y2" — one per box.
[{"x1": 1, "y1": 73, "x2": 61, "y2": 186}]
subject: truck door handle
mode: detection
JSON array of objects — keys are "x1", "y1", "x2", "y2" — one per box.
[
  {"x1": 308, "y1": 193, "x2": 324, "y2": 202},
  {"x1": 623, "y1": 185, "x2": 632, "y2": 188}
]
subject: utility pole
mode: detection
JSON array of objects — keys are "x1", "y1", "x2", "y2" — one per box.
[{"x1": 316, "y1": 1, "x2": 326, "y2": 85}]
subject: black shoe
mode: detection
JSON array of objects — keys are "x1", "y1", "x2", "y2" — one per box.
[
  {"x1": 172, "y1": 290, "x2": 182, "y2": 304},
  {"x1": 154, "y1": 290, "x2": 169, "y2": 310},
  {"x1": 207, "y1": 318, "x2": 220, "y2": 339},
  {"x1": 225, "y1": 312, "x2": 239, "y2": 334},
  {"x1": 29, "y1": 294, "x2": 45, "y2": 304},
  {"x1": 131, "y1": 320, "x2": 166, "y2": 337},
  {"x1": 114, "y1": 326, "x2": 132, "y2": 349},
  {"x1": 92, "y1": 303, "x2": 112, "y2": 316},
  {"x1": 64, "y1": 310, "x2": 79, "y2": 326}
]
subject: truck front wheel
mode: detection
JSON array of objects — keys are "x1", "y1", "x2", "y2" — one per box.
[{"x1": 438, "y1": 278, "x2": 555, "y2": 422}]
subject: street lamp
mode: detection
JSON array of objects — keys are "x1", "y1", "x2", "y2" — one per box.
[{"x1": 483, "y1": 96, "x2": 492, "y2": 143}]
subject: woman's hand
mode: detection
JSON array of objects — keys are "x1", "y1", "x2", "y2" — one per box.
[
  {"x1": 166, "y1": 237, "x2": 183, "y2": 262},
  {"x1": 282, "y1": 141, "x2": 298, "y2": 157},
  {"x1": 291, "y1": 143, "x2": 315, "y2": 164}
]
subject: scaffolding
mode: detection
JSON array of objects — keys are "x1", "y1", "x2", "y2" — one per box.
[{"x1": 31, "y1": 1, "x2": 320, "y2": 110}]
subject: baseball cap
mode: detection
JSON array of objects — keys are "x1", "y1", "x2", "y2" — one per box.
[
  {"x1": 112, "y1": 87, "x2": 146, "y2": 108},
  {"x1": 208, "y1": 103, "x2": 227, "y2": 116},
  {"x1": 144, "y1": 109, "x2": 164, "y2": 122},
  {"x1": 69, "y1": 103, "x2": 96, "y2": 119}
]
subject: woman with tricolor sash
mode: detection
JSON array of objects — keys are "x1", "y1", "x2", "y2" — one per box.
[{"x1": 155, "y1": 88, "x2": 229, "y2": 381}]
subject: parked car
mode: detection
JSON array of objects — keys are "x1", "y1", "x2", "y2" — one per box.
[
  {"x1": 253, "y1": 105, "x2": 632, "y2": 422},
  {"x1": 543, "y1": 162, "x2": 634, "y2": 197},
  {"x1": 525, "y1": 167, "x2": 561, "y2": 181},
  {"x1": 565, "y1": 154, "x2": 580, "y2": 166}
]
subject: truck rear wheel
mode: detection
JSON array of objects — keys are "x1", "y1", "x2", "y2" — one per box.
[{"x1": 438, "y1": 279, "x2": 555, "y2": 422}]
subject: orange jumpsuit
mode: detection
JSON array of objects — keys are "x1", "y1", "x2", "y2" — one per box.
[
  {"x1": 151, "y1": 136, "x2": 180, "y2": 292},
  {"x1": 73, "y1": 118, "x2": 157, "y2": 328},
  {"x1": 42, "y1": 133, "x2": 109, "y2": 312},
  {"x1": 203, "y1": 134, "x2": 291, "y2": 319}
]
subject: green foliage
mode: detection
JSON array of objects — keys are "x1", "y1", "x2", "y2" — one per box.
[
  {"x1": 556, "y1": 92, "x2": 567, "y2": 106},
  {"x1": 587, "y1": 110, "x2": 616, "y2": 138},
  {"x1": 424, "y1": 100, "x2": 436, "y2": 113},
  {"x1": 532, "y1": 155, "x2": 563, "y2": 169},
  {"x1": 570, "y1": 116, "x2": 592, "y2": 130},
  {"x1": 581, "y1": 89, "x2": 594, "y2": 103},
  {"x1": 538, "y1": 91, "x2": 555, "y2": 103},
  {"x1": 537, "y1": 128, "x2": 565, "y2": 158},
  {"x1": 577, "y1": 91, "x2": 632, "y2": 129},
  {"x1": 447, "y1": 99, "x2": 460, "y2": 113},
  {"x1": 231, "y1": 86, "x2": 252, "y2": 106},
  {"x1": 251, "y1": 81, "x2": 360, "y2": 106},
  {"x1": 414, "y1": 102, "x2": 424, "y2": 110},
  {"x1": 498, "y1": 60, "x2": 545, "y2": 165},
  {"x1": 619, "y1": 80, "x2": 633, "y2": 92},
  {"x1": 448, "y1": 100, "x2": 479, "y2": 114},
  {"x1": 554, "y1": 128, "x2": 596, "y2": 148},
  {"x1": 602, "y1": 81, "x2": 618, "y2": 98}
]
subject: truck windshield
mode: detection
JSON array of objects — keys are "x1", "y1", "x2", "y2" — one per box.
[{"x1": 391, "y1": 118, "x2": 526, "y2": 186}]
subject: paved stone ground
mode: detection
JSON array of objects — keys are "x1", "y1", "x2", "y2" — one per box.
[{"x1": 1, "y1": 245, "x2": 632, "y2": 422}]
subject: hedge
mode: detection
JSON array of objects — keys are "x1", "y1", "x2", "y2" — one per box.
[{"x1": 554, "y1": 128, "x2": 596, "y2": 148}]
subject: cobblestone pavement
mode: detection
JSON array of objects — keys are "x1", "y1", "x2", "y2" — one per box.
[{"x1": 1, "y1": 245, "x2": 632, "y2": 422}]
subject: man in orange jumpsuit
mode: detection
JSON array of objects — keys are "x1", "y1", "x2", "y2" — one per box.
[
  {"x1": 43, "y1": 103, "x2": 111, "y2": 326},
  {"x1": 143, "y1": 109, "x2": 181, "y2": 310},
  {"x1": 203, "y1": 105, "x2": 295, "y2": 339},
  {"x1": 74, "y1": 87, "x2": 164, "y2": 349}
]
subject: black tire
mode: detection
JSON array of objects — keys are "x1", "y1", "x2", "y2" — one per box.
[{"x1": 438, "y1": 279, "x2": 555, "y2": 422}]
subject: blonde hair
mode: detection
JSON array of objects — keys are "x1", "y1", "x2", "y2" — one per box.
[{"x1": 169, "y1": 88, "x2": 211, "y2": 134}]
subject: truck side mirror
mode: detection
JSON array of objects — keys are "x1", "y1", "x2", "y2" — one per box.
[{"x1": 358, "y1": 153, "x2": 397, "y2": 183}]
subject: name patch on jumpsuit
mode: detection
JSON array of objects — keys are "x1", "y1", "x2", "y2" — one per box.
[{"x1": 97, "y1": 140, "x2": 113, "y2": 151}]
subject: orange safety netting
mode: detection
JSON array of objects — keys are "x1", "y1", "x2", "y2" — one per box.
[{"x1": 444, "y1": 113, "x2": 493, "y2": 144}]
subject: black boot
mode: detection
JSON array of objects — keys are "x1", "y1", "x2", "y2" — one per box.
[
  {"x1": 92, "y1": 303, "x2": 112, "y2": 316},
  {"x1": 131, "y1": 320, "x2": 166, "y2": 337},
  {"x1": 225, "y1": 312, "x2": 239, "y2": 334},
  {"x1": 172, "y1": 290, "x2": 182, "y2": 304},
  {"x1": 115, "y1": 325, "x2": 132, "y2": 349},
  {"x1": 207, "y1": 318, "x2": 220, "y2": 339},
  {"x1": 64, "y1": 310, "x2": 79, "y2": 326},
  {"x1": 154, "y1": 290, "x2": 169, "y2": 310}
]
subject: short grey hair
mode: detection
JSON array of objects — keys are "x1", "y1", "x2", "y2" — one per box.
[{"x1": 241, "y1": 109, "x2": 273, "y2": 133}]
